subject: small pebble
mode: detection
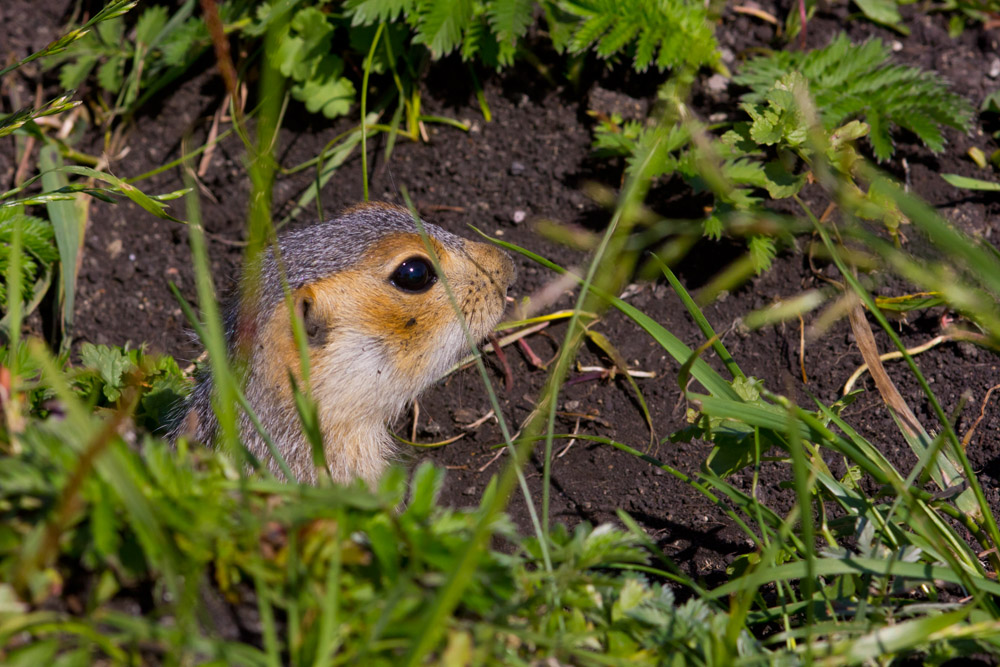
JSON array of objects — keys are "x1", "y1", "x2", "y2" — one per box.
[
  {"x1": 128, "y1": 253, "x2": 136, "y2": 262},
  {"x1": 891, "y1": 40, "x2": 903, "y2": 52},
  {"x1": 989, "y1": 57, "x2": 1000, "y2": 79},
  {"x1": 512, "y1": 210, "x2": 527, "y2": 224},
  {"x1": 509, "y1": 161, "x2": 526, "y2": 175},
  {"x1": 706, "y1": 73, "x2": 728, "y2": 94}
]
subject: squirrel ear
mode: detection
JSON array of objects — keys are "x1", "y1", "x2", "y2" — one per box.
[{"x1": 294, "y1": 289, "x2": 324, "y2": 346}]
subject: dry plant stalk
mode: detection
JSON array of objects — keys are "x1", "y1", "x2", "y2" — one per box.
[{"x1": 847, "y1": 299, "x2": 926, "y2": 443}]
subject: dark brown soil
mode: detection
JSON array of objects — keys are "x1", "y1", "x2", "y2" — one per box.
[{"x1": 3, "y1": 0, "x2": 999, "y2": 581}]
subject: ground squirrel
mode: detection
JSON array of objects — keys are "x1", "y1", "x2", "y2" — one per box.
[{"x1": 176, "y1": 202, "x2": 516, "y2": 484}]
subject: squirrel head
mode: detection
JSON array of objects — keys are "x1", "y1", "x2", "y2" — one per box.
[{"x1": 236, "y1": 202, "x2": 516, "y2": 484}]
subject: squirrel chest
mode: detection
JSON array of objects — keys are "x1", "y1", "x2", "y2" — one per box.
[{"x1": 178, "y1": 202, "x2": 516, "y2": 484}]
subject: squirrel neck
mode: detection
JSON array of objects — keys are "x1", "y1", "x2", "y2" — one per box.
[{"x1": 246, "y1": 313, "x2": 410, "y2": 484}]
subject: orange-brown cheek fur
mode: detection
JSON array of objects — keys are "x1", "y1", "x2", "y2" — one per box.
[
  {"x1": 304, "y1": 268, "x2": 454, "y2": 382},
  {"x1": 260, "y1": 232, "x2": 511, "y2": 398}
]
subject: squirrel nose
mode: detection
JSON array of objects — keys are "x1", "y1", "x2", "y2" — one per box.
[{"x1": 475, "y1": 241, "x2": 516, "y2": 291}]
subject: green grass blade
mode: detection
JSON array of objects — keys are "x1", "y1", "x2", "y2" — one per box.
[
  {"x1": 39, "y1": 145, "x2": 84, "y2": 350},
  {"x1": 653, "y1": 254, "x2": 746, "y2": 380},
  {"x1": 474, "y1": 231, "x2": 741, "y2": 401}
]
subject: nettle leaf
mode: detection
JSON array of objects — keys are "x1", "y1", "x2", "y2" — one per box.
[
  {"x1": 275, "y1": 7, "x2": 357, "y2": 119},
  {"x1": 276, "y1": 7, "x2": 336, "y2": 81},
  {"x1": 745, "y1": 103, "x2": 784, "y2": 146}
]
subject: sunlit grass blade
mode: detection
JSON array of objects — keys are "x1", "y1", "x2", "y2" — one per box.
[
  {"x1": 39, "y1": 145, "x2": 86, "y2": 351},
  {"x1": 653, "y1": 254, "x2": 746, "y2": 381},
  {"x1": 475, "y1": 230, "x2": 741, "y2": 401}
]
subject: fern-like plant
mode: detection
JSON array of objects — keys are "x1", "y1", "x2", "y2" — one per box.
[
  {"x1": 0, "y1": 206, "x2": 58, "y2": 313},
  {"x1": 547, "y1": 0, "x2": 721, "y2": 73},
  {"x1": 345, "y1": 0, "x2": 720, "y2": 72},
  {"x1": 734, "y1": 33, "x2": 973, "y2": 161},
  {"x1": 345, "y1": 0, "x2": 534, "y2": 68}
]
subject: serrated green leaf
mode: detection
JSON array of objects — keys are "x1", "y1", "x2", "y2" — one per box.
[
  {"x1": 414, "y1": 0, "x2": 474, "y2": 57},
  {"x1": 96, "y1": 55, "x2": 124, "y2": 93},
  {"x1": 95, "y1": 15, "x2": 125, "y2": 45},
  {"x1": 161, "y1": 19, "x2": 207, "y2": 67},
  {"x1": 345, "y1": 0, "x2": 417, "y2": 26},
  {"x1": 736, "y1": 32, "x2": 972, "y2": 159},
  {"x1": 135, "y1": 5, "x2": 169, "y2": 45},
  {"x1": 59, "y1": 54, "x2": 99, "y2": 90},
  {"x1": 292, "y1": 64, "x2": 356, "y2": 119},
  {"x1": 762, "y1": 159, "x2": 806, "y2": 198},
  {"x1": 80, "y1": 343, "x2": 135, "y2": 402},
  {"x1": 749, "y1": 235, "x2": 776, "y2": 273},
  {"x1": 487, "y1": 0, "x2": 533, "y2": 47}
]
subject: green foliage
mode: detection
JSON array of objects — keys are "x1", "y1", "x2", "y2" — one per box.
[
  {"x1": 547, "y1": 0, "x2": 721, "y2": 73},
  {"x1": 734, "y1": 33, "x2": 974, "y2": 161},
  {"x1": 270, "y1": 5, "x2": 357, "y2": 119},
  {"x1": 344, "y1": 0, "x2": 721, "y2": 73},
  {"x1": 0, "y1": 207, "x2": 56, "y2": 313},
  {"x1": 0, "y1": 402, "x2": 766, "y2": 664},
  {"x1": 345, "y1": 0, "x2": 530, "y2": 68},
  {"x1": 75, "y1": 343, "x2": 188, "y2": 431},
  {"x1": 0, "y1": 0, "x2": 138, "y2": 136},
  {"x1": 50, "y1": 1, "x2": 226, "y2": 119},
  {"x1": 591, "y1": 111, "x2": 791, "y2": 272}
]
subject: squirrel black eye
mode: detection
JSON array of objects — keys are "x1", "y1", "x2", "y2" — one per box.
[{"x1": 390, "y1": 257, "x2": 436, "y2": 293}]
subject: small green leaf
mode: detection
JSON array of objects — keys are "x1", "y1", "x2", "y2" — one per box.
[
  {"x1": 853, "y1": 0, "x2": 906, "y2": 31},
  {"x1": 762, "y1": 159, "x2": 806, "y2": 198},
  {"x1": 982, "y1": 88, "x2": 1000, "y2": 113},
  {"x1": 406, "y1": 461, "x2": 444, "y2": 519},
  {"x1": 135, "y1": 5, "x2": 169, "y2": 45},
  {"x1": 79, "y1": 343, "x2": 134, "y2": 402},
  {"x1": 96, "y1": 55, "x2": 124, "y2": 93},
  {"x1": 292, "y1": 70, "x2": 356, "y2": 119}
]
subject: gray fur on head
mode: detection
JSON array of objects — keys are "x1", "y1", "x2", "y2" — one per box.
[{"x1": 252, "y1": 204, "x2": 465, "y2": 320}]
